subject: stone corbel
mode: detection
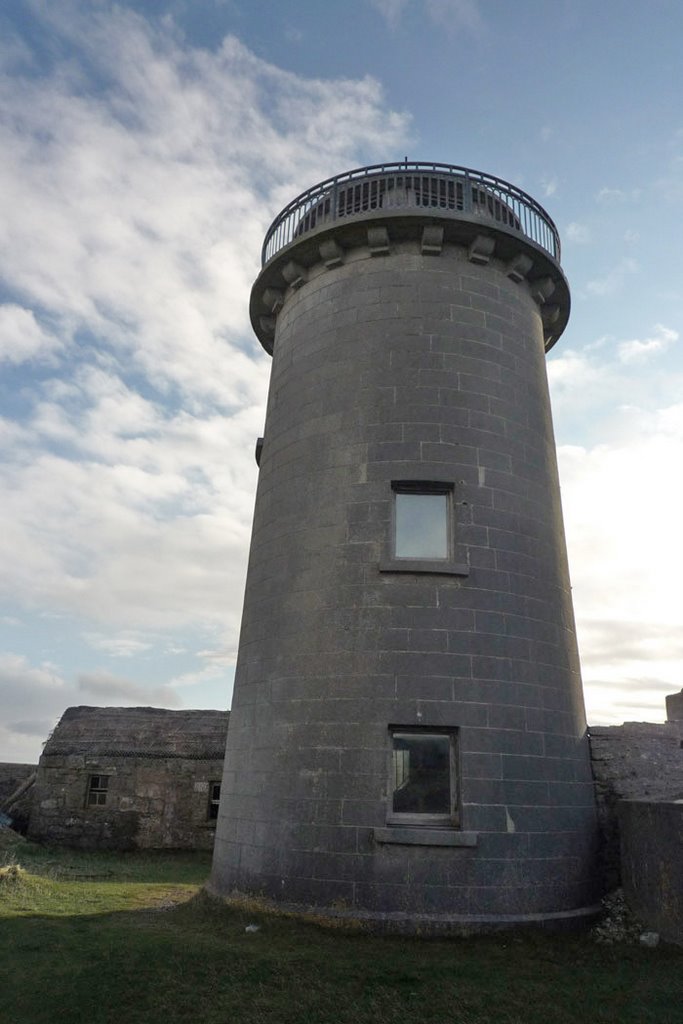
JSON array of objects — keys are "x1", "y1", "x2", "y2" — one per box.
[
  {"x1": 531, "y1": 276, "x2": 556, "y2": 304},
  {"x1": 367, "y1": 226, "x2": 390, "y2": 256},
  {"x1": 506, "y1": 253, "x2": 533, "y2": 283},
  {"x1": 541, "y1": 304, "x2": 560, "y2": 327},
  {"x1": 468, "y1": 235, "x2": 495, "y2": 265},
  {"x1": 319, "y1": 239, "x2": 345, "y2": 268},
  {"x1": 281, "y1": 261, "x2": 307, "y2": 289},
  {"x1": 262, "y1": 287, "x2": 284, "y2": 314},
  {"x1": 421, "y1": 225, "x2": 444, "y2": 256}
]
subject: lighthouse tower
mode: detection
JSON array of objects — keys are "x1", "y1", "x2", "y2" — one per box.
[{"x1": 210, "y1": 162, "x2": 599, "y2": 930}]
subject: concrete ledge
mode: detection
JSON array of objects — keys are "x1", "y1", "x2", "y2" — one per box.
[
  {"x1": 379, "y1": 559, "x2": 470, "y2": 576},
  {"x1": 374, "y1": 826, "x2": 478, "y2": 847}
]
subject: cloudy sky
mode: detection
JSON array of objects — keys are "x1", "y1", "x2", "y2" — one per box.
[{"x1": 1, "y1": 0, "x2": 681, "y2": 763}]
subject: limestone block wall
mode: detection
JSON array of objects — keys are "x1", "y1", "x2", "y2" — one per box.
[{"x1": 212, "y1": 228, "x2": 599, "y2": 926}]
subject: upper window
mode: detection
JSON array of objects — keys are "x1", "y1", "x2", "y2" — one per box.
[
  {"x1": 393, "y1": 481, "x2": 452, "y2": 560},
  {"x1": 87, "y1": 774, "x2": 109, "y2": 807},
  {"x1": 379, "y1": 480, "x2": 469, "y2": 576},
  {"x1": 388, "y1": 728, "x2": 459, "y2": 827},
  {"x1": 208, "y1": 781, "x2": 221, "y2": 821}
]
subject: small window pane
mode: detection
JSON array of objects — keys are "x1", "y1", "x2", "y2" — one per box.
[
  {"x1": 395, "y1": 492, "x2": 448, "y2": 559},
  {"x1": 87, "y1": 775, "x2": 109, "y2": 808},
  {"x1": 208, "y1": 781, "x2": 221, "y2": 820},
  {"x1": 391, "y1": 733, "x2": 451, "y2": 815}
]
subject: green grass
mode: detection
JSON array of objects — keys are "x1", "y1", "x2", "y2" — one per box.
[{"x1": 1, "y1": 830, "x2": 682, "y2": 1024}]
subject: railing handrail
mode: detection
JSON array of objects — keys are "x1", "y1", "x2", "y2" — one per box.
[{"x1": 261, "y1": 161, "x2": 561, "y2": 266}]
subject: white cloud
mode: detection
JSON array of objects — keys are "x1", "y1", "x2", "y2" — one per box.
[
  {"x1": 84, "y1": 632, "x2": 154, "y2": 658},
  {"x1": 370, "y1": 0, "x2": 410, "y2": 25},
  {"x1": 0, "y1": 6, "x2": 409, "y2": 406},
  {"x1": 585, "y1": 257, "x2": 637, "y2": 297},
  {"x1": 77, "y1": 670, "x2": 181, "y2": 707},
  {"x1": 0, "y1": 5, "x2": 413, "y2": 760},
  {"x1": 0, "y1": 5, "x2": 409, "y2": 636},
  {"x1": 370, "y1": 0, "x2": 483, "y2": 31},
  {"x1": 558, "y1": 407, "x2": 683, "y2": 724},
  {"x1": 540, "y1": 176, "x2": 558, "y2": 197},
  {"x1": 565, "y1": 221, "x2": 591, "y2": 244},
  {"x1": 617, "y1": 323, "x2": 678, "y2": 364},
  {"x1": 425, "y1": 0, "x2": 484, "y2": 32},
  {"x1": 546, "y1": 348, "x2": 602, "y2": 396},
  {"x1": 0, "y1": 653, "x2": 68, "y2": 761},
  {"x1": 0, "y1": 304, "x2": 62, "y2": 364},
  {"x1": 547, "y1": 328, "x2": 683, "y2": 725},
  {"x1": 595, "y1": 186, "x2": 641, "y2": 204}
]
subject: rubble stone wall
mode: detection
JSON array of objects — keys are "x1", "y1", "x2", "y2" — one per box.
[
  {"x1": 589, "y1": 721, "x2": 683, "y2": 889},
  {"x1": 619, "y1": 799, "x2": 683, "y2": 945},
  {"x1": 28, "y1": 754, "x2": 223, "y2": 850},
  {"x1": 0, "y1": 763, "x2": 36, "y2": 806}
]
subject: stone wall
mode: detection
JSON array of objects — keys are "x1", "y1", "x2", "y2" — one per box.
[
  {"x1": 589, "y1": 721, "x2": 683, "y2": 889},
  {"x1": 619, "y1": 799, "x2": 683, "y2": 945},
  {"x1": 27, "y1": 706, "x2": 229, "y2": 851},
  {"x1": 0, "y1": 763, "x2": 36, "y2": 806},
  {"x1": 0, "y1": 763, "x2": 37, "y2": 831},
  {"x1": 28, "y1": 753, "x2": 224, "y2": 850}
]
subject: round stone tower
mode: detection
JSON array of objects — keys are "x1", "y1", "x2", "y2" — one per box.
[{"x1": 209, "y1": 162, "x2": 599, "y2": 930}]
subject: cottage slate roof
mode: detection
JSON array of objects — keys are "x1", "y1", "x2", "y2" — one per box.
[{"x1": 42, "y1": 706, "x2": 229, "y2": 760}]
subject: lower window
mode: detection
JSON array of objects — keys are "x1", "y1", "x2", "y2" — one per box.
[{"x1": 388, "y1": 728, "x2": 459, "y2": 826}]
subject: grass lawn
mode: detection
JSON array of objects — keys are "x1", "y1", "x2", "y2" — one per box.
[{"x1": 1, "y1": 829, "x2": 681, "y2": 1024}]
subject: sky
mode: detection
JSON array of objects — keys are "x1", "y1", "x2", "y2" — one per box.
[{"x1": 1, "y1": 0, "x2": 682, "y2": 764}]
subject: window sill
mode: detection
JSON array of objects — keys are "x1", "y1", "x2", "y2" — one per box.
[
  {"x1": 379, "y1": 558, "x2": 470, "y2": 576},
  {"x1": 374, "y1": 827, "x2": 478, "y2": 847}
]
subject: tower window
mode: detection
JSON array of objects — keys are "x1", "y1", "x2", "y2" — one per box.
[
  {"x1": 393, "y1": 481, "x2": 452, "y2": 560},
  {"x1": 86, "y1": 775, "x2": 109, "y2": 807},
  {"x1": 208, "y1": 781, "x2": 221, "y2": 821},
  {"x1": 379, "y1": 480, "x2": 469, "y2": 577},
  {"x1": 388, "y1": 729, "x2": 459, "y2": 826}
]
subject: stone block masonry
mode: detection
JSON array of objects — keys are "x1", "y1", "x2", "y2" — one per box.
[{"x1": 209, "y1": 163, "x2": 599, "y2": 931}]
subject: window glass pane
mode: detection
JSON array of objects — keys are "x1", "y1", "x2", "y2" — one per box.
[
  {"x1": 395, "y1": 492, "x2": 448, "y2": 558},
  {"x1": 391, "y1": 733, "x2": 451, "y2": 815}
]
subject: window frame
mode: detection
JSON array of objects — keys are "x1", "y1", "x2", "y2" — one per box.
[
  {"x1": 86, "y1": 774, "x2": 110, "y2": 808},
  {"x1": 393, "y1": 482, "x2": 452, "y2": 561},
  {"x1": 207, "y1": 781, "x2": 221, "y2": 821},
  {"x1": 379, "y1": 480, "x2": 469, "y2": 577},
  {"x1": 387, "y1": 726, "x2": 460, "y2": 829}
]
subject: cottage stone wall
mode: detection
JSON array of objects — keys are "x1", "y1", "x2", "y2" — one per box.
[
  {"x1": 28, "y1": 754, "x2": 223, "y2": 850},
  {"x1": 27, "y1": 706, "x2": 228, "y2": 851}
]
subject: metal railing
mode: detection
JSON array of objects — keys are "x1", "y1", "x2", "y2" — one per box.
[{"x1": 262, "y1": 162, "x2": 561, "y2": 266}]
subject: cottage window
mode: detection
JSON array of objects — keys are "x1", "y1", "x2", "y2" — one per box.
[
  {"x1": 388, "y1": 729, "x2": 459, "y2": 826},
  {"x1": 87, "y1": 774, "x2": 109, "y2": 807},
  {"x1": 208, "y1": 781, "x2": 221, "y2": 820}
]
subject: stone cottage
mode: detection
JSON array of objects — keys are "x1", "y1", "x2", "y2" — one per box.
[{"x1": 27, "y1": 706, "x2": 229, "y2": 851}]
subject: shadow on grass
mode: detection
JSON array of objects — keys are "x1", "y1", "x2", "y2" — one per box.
[{"x1": 2, "y1": 884, "x2": 682, "y2": 1024}]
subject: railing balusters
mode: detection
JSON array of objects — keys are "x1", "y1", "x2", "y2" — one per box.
[{"x1": 262, "y1": 162, "x2": 560, "y2": 265}]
